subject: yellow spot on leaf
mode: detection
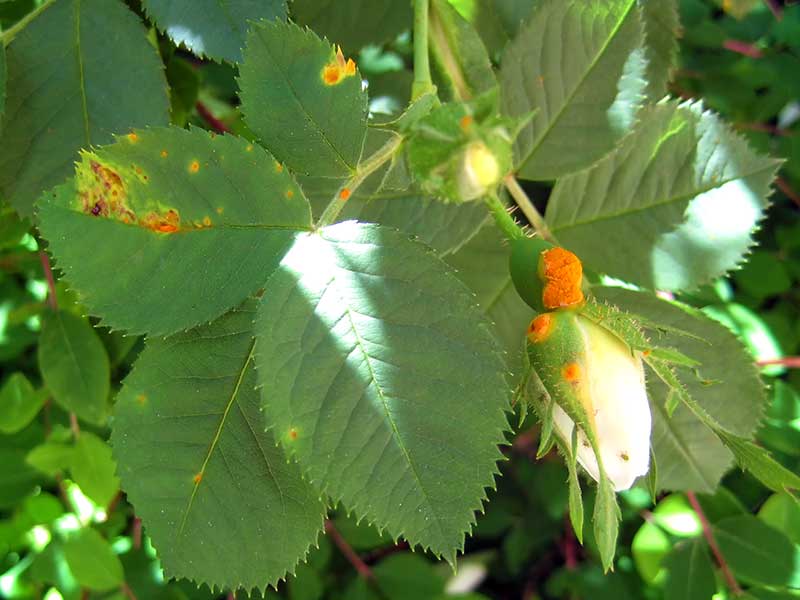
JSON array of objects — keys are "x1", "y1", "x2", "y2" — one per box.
[
  {"x1": 275, "y1": 162, "x2": 283, "y2": 173},
  {"x1": 286, "y1": 189, "x2": 294, "y2": 199},
  {"x1": 136, "y1": 394, "x2": 147, "y2": 405},
  {"x1": 339, "y1": 188, "x2": 351, "y2": 201},
  {"x1": 127, "y1": 132, "x2": 138, "y2": 143},
  {"x1": 246, "y1": 145, "x2": 254, "y2": 152},
  {"x1": 160, "y1": 150, "x2": 168, "y2": 158},
  {"x1": 216, "y1": 207, "x2": 224, "y2": 215},
  {"x1": 189, "y1": 160, "x2": 200, "y2": 173},
  {"x1": 202, "y1": 216, "x2": 212, "y2": 227},
  {"x1": 193, "y1": 472, "x2": 203, "y2": 484},
  {"x1": 322, "y1": 46, "x2": 357, "y2": 86}
]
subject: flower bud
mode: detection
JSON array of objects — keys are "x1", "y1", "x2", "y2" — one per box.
[
  {"x1": 510, "y1": 238, "x2": 584, "y2": 312},
  {"x1": 526, "y1": 311, "x2": 651, "y2": 491},
  {"x1": 456, "y1": 141, "x2": 501, "y2": 201}
]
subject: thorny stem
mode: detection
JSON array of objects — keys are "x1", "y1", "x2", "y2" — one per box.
[
  {"x1": 412, "y1": 0, "x2": 435, "y2": 100},
  {"x1": 686, "y1": 491, "x2": 743, "y2": 596},
  {"x1": 316, "y1": 134, "x2": 404, "y2": 227},
  {"x1": 0, "y1": 0, "x2": 55, "y2": 47},
  {"x1": 503, "y1": 175, "x2": 556, "y2": 243},
  {"x1": 485, "y1": 192, "x2": 524, "y2": 241}
]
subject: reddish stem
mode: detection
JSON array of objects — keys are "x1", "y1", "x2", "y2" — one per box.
[
  {"x1": 120, "y1": 583, "x2": 138, "y2": 600},
  {"x1": 69, "y1": 413, "x2": 81, "y2": 438},
  {"x1": 686, "y1": 491, "x2": 742, "y2": 596},
  {"x1": 195, "y1": 101, "x2": 230, "y2": 134},
  {"x1": 776, "y1": 177, "x2": 800, "y2": 209},
  {"x1": 132, "y1": 517, "x2": 142, "y2": 550},
  {"x1": 226, "y1": 593, "x2": 235, "y2": 600},
  {"x1": 325, "y1": 519, "x2": 374, "y2": 581},
  {"x1": 757, "y1": 356, "x2": 800, "y2": 368},
  {"x1": 723, "y1": 39, "x2": 763, "y2": 58},
  {"x1": 762, "y1": 0, "x2": 783, "y2": 20},
  {"x1": 735, "y1": 121, "x2": 790, "y2": 136},
  {"x1": 38, "y1": 251, "x2": 58, "y2": 311},
  {"x1": 561, "y1": 516, "x2": 578, "y2": 570}
]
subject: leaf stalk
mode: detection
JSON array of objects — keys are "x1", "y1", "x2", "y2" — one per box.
[{"x1": 411, "y1": 0, "x2": 435, "y2": 100}]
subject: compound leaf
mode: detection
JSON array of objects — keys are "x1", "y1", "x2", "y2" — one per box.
[
  {"x1": 254, "y1": 222, "x2": 509, "y2": 562},
  {"x1": 501, "y1": 0, "x2": 647, "y2": 179},
  {"x1": 240, "y1": 21, "x2": 368, "y2": 178},
  {"x1": 112, "y1": 300, "x2": 326, "y2": 593},
  {"x1": 0, "y1": 0, "x2": 169, "y2": 216},
  {"x1": 38, "y1": 127, "x2": 312, "y2": 337},
  {"x1": 141, "y1": 0, "x2": 287, "y2": 63},
  {"x1": 547, "y1": 101, "x2": 781, "y2": 290},
  {"x1": 38, "y1": 311, "x2": 110, "y2": 426}
]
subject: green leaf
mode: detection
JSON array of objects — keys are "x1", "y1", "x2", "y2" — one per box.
[
  {"x1": 112, "y1": 300, "x2": 326, "y2": 592},
  {"x1": 0, "y1": 0, "x2": 169, "y2": 216},
  {"x1": 345, "y1": 554, "x2": 445, "y2": 600},
  {"x1": 291, "y1": 0, "x2": 412, "y2": 55},
  {"x1": 638, "y1": 0, "x2": 680, "y2": 101},
  {"x1": 501, "y1": 0, "x2": 647, "y2": 179},
  {"x1": 63, "y1": 527, "x2": 124, "y2": 591},
  {"x1": 446, "y1": 223, "x2": 535, "y2": 376},
  {"x1": 0, "y1": 33, "x2": 5, "y2": 128},
  {"x1": 141, "y1": 0, "x2": 287, "y2": 63},
  {"x1": 714, "y1": 429, "x2": 800, "y2": 496},
  {"x1": 71, "y1": 432, "x2": 119, "y2": 508},
  {"x1": 254, "y1": 222, "x2": 509, "y2": 562},
  {"x1": 38, "y1": 127, "x2": 312, "y2": 336},
  {"x1": 38, "y1": 311, "x2": 110, "y2": 425},
  {"x1": 547, "y1": 101, "x2": 781, "y2": 290},
  {"x1": 652, "y1": 494, "x2": 701, "y2": 537},
  {"x1": 0, "y1": 424, "x2": 46, "y2": 508},
  {"x1": 239, "y1": 21, "x2": 368, "y2": 178},
  {"x1": 595, "y1": 287, "x2": 767, "y2": 492},
  {"x1": 713, "y1": 515, "x2": 798, "y2": 587},
  {"x1": 759, "y1": 493, "x2": 800, "y2": 545},
  {"x1": 593, "y1": 474, "x2": 621, "y2": 572},
  {"x1": 663, "y1": 539, "x2": 717, "y2": 600},
  {"x1": 631, "y1": 520, "x2": 670, "y2": 582},
  {"x1": 0, "y1": 373, "x2": 46, "y2": 434},
  {"x1": 26, "y1": 442, "x2": 74, "y2": 477}
]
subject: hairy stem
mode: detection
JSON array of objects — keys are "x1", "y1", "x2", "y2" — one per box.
[
  {"x1": 412, "y1": 0, "x2": 435, "y2": 100},
  {"x1": 485, "y1": 192, "x2": 524, "y2": 241},
  {"x1": 317, "y1": 134, "x2": 404, "y2": 228},
  {"x1": 686, "y1": 490, "x2": 742, "y2": 596},
  {"x1": 0, "y1": 0, "x2": 55, "y2": 47},
  {"x1": 503, "y1": 175, "x2": 556, "y2": 243}
]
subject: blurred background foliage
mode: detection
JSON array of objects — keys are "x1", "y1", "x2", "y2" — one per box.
[{"x1": 1, "y1": 0, "x2": 799, "y2": 598}]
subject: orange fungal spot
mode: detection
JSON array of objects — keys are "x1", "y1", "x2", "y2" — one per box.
[
  {"x1": 286, "y1": 189, "x2": 294, "y2": 199},
  {"x1": 527, "y1": 313, "x2": 553, "y2": 344},
  {"x1": 339, "y1": 187, "x2": 351, "y2": 201},
  {"x1": 562, "y1": 362, "x2": 581, "y2": 383},
  {"x1": 541, "y1": 247, "x2": 584, "y2": 309},
  {"x1": 143, "y1": 209, "x2": 180, "y2": 233},
  {"x1": 459, "y1": 115, "x2": 473, "y2": 131},
  {"x1": 289, "y1": 428, "x2": 298, "y2": 440},
  {"x1": 189, "y1": 160, "x2": 200, "y2": 173},
  {"x1": 127, "y1": 132, "x2": 138, "y2": 143},
  {"x1": 322, "y1": 46, "x2": 358, "y2": 85},
  {"x1": 160, "y1": 150, "x2": 168, "y2": 158},
  {"x1": 275, "y1": 162, "x2": 283, "y2": 173},
  {"x1": 136, "y1": 394, "x2": 147, "y2": 405},
  {"x1": 193, "y1": 472, "x2": 203, "y2": 484},
  {"x1": 202, "y1": 216, "x2": 212, "y2": 227}
]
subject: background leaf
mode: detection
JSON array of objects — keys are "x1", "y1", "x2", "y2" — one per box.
[
  {"x1": 63, "y1": 528, "x2": 123, "y2": 592},
  {"x1": 254, "y1": 222, "x2": 509, "y2": 561},
  {"x1": 639, "y1": 0, "x2": 681, "y2": 101},
  {"x1": 0, "y1": 0, "x2": 169, "y2": 216},
  {"x1": 239, "y1": 21, "x2": 368, "y2": 178},
  {"x1": 38, "y1": 127, "x2": 312, "y2": 336},
  {"x1": 501, "y1": 0, "x2": 647, "y2": 179},
  {"x1": 547, "y1": 101, "x2": 780, "y2": 290},
  {"x1": 37, "y1": 311, "x2": 109, "y2": 425},
  {"x1": 70, "y1": 431, "x2": 119, "y2": 508},
  {"x1": 663, "y1": 539, "x2": 717, "y2": 600},
  {"x1": 291, "y1": 0, "x2": 412, "y2": 55},
  {"x1": 0, "y1": 373, "x2": 46, "y2": 434},
  {"x1": 0, "y1": 33, "x2": 5, "y2": 129},
  {"x1": 112, "y1": 300, "x2": 326, "y2": 592},
  {"x1": 141, "y1": 0, "x2": 287, "y2": 63}
]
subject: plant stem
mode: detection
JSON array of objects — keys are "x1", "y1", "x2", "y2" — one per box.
[
  {"x1": 317, "y1": 134, "x2": 404, "y2": 228},
  {"x1": 325, "y1": 520, "x2": 373, "y2": 580},
  {"x1": 757, "y1": 356, "x2": 800, "y2": 368},
  {"x1": 503, "y1": 175, "x2": 555, "y2": 243},
  {"x1": 411, "y1": 0, "x2": 435, "y2": 100},
  {"x1": 686, "y1": 490, "x2": 742, "y2": 596},
  {"x1": 39, "y1": 251, "x2": 58, "y2": 311},
  {"x1": 0, "y1": 0, "x2": 55, "y2": 47},
  {"x1": 428, "y1": 4, "x2": 470, "y2": 101},
  {"x1": 485, "y1": 192, "x2": 524, "y2": 241},
  {"x1": 195, "y1": 101, "x2": 230, "y2": 134}
]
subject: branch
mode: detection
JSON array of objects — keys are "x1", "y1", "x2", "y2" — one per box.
[
  {"x1": 195, "y1": 102, "x2": 230, "y2": 134},
  {"x1": 757, "y1": 356, "x2": 800, "y2": 368},
  {"x1": 686, "y1": 491, "x2": 742, "y2": 596},
  {"x1": 324, "y1": 520, "x2": 374, "y2": 581}
]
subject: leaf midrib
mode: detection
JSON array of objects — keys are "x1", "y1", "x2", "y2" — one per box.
[
  {"x1": 73, "y1": 0, "x2": 91, "y2": 146},
  {"x1": 517, "y1": 0, "x2": 637, "y2": 170}
]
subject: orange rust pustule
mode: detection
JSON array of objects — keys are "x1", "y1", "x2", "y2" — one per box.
[
  {"x1": 322, "y1": 46, "x2": 357, "y2": 85},
  {"x1": 81, "y1": 161, "x2": 136, "y2": 223},
  {"x1": 142, "y1": 209, "x2": 180, "y2": 233},
  {"x1": 540, "y1": 247, "x2": 584, "y2": 309},
  {"x1": 562, "y1": 362, "x2": 582, "y2": 383},
  {"x1": 527, "y1": 313, "x2": 553, "y2": 344}
]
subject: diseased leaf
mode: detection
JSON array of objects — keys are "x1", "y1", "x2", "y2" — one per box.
[
  {"x1": 663, "y1": 539, "x2": 717, "y2": 600},
  {"x1": 638, "y1": 0, "x2": 681, "y2": 101},
  {"x1": 0, "y1": 373, "x2": 46, "y2": 434},
  {"x1": 71, "y1": 432, "x2": 119, "y2": 508},
  {"x1": 594, "y1": 287, "x2": 767, "y2": 492},
  {"x1": 501, "y1": 0, "x2": 647, "y2": 179},
  {"x1": 141, "y1": 0, "x2": 287, "y2": 63},
  {"x1": 240, "y1": 21, "x2": 368, "y2": 178},
  {"x1": 64, "y1": 528, "x2": 123, "y2": 591},
  {"x1": 0, "y1": 0, "x2": 169, "y2": 216},
  {"x1": 254, "y1": 222, "x2": 509, "y2": 561},
  {"x1": 112, "y1": 300, "x2": 326, "y2": 592},
  {"x1": 38, "y1": 311, "x2": 110, "y2": 425},
  {"x1": 547, "y1": 101, "x2": 781, "y2": 290},
  {"x1": 291, "y1": 0, "x2": 412, "y2": 55},
  {"x1": 38, "y1": 127, "x2": 312, "y2": 336}
]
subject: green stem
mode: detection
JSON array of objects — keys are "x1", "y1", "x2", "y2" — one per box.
[
  {"x1": 503, "y1": 175, "x2": 556, "y2": 243},
  {"x1": 1, "y1": 0, "x2": 55, "y2": 47},
  {"x1": 317, "y1": 135, "x2": 404, "y2": 228},
  {"x1": 484, "y1": 192, "x2": 524, "y2": 241},
  {"x1": 411, "y1": 0, "x2": 435, "y2": 100}
]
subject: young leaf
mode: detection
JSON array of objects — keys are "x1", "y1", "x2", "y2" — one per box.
[
  {"x1": 0, "y1": 0, "x2": 169, "y2": 217},
  {"x1": 37, "y1": 127, "x2": 312, "y2": 336},
  {"x1": 291, "y1": 0, "x2": 412, "y2": 55},
  {"x1": 141, "y1": 0, "x2": 287, "y2": 63},
  {"x1": 71, "y1": 432, "x2": 119, "y2": 508},
  {"x1": 112, "y1": 300, "x2": 326, "y2": 592},
  {"x1": 663, "y1": 539, "x2": 717, "y2": 600},
  {"x1": 547, "y1": 101, "x2": 781, "y2": 290},
  {"x1": 63, "y1": 528, "x2": 124, "y2": 592},
  {"x1": 254, "y1": 222, "x2": 510, "y2": 562},
  {"x1": 638, "y1": 0, "x2": 681, "y2": 101},
  {"x1": 501, "y1": 0, "x2": 647, "y2": 179},
  {"x1": 38, "y1": 311, "x2": 110, "y2": 425},
  {"x1": 0, "y1": 373, "x2": 47, "y2": 434},
  {"x1": 714, "y1": 429, "x2": 800, "y2": 496},
  {"x1": 239, "y1": 21, "x2": 368, "y2": 178}
]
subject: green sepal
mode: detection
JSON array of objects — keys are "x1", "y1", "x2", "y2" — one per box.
[
  {"x1": 646, "y1": 446, "x2": 659, "y2": 503},
  {"x1": 508, "y1": 236, "x2": 555, "y2": 312},
  {"x1": 536, "y1": 395, "x2": 556, "y2": 459},
  {"x1": 594, "y1": 472, "x2": 622, "y2": 572},
  {"x1": 566, "y1": 429, "x2": 584, "y2": 544}
]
